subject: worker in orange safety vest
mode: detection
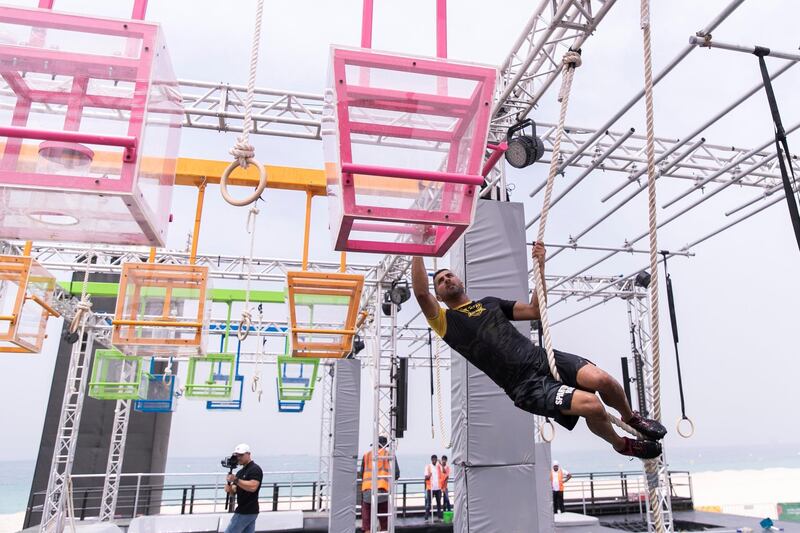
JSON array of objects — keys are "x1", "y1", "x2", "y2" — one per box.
[
  {"x1": 551, "y1": 460, "x2": 572, "y2": 514},
  {"x1": 360, "y1": 436, "x2": 400, "y2": 533}
]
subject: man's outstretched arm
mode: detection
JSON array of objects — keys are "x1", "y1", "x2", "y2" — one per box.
[
  {"x1": 512, "y1": 242, "x2": 546, "y2": 321},
  {"x1": 411, "y1": 257, "x2": 440, "y2": 319}
]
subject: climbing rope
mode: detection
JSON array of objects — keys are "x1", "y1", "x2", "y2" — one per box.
[
  {"x1": 238, "y1": 206, "x2": 259, "y2": 341},
  {"x1": 220, "y1": 0, "x2": 268, "y2": 207},
  {"x1": 532, "y1": 51, "x2": 645, "y2": 443},
  {"x1": 531, "y1": 50, "x2": 581, "y2": 387},
  {"x1": 432, "y1": 334, "x2": 451, "y2": 449},
  {"x1": 69, "y1": 247, "x2": 93, "y2": 335},
  {"x1": 251, "y1": 304, "x2": 265, "y2": 402},
  {"x1": 640, "y1": 1, "x2": 667, "y2": 531}
]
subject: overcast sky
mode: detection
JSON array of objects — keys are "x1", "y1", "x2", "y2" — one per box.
[{"x1": 1, "y1": 0, "x2": 798, "y2": 470}]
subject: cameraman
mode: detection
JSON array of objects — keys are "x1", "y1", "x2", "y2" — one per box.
[{"x1": 224, "y1": 443, "x2": 263, "y2": 533}]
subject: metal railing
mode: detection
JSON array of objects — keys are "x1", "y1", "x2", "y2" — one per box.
[{"x1": 25, "y1": 469, "x2": 693, "y2": 524}]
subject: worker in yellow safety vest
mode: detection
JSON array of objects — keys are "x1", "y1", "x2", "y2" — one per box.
[
  {"x1": 550, "y1": 460, "x2": 572, "y2": 514},
  {"x1": 360, "y1": 436, "x2": 400, "y2": 533}
]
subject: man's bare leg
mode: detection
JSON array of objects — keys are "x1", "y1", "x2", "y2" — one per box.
[
  {"x1": 575, "y1": 364, "x2": 634, "y2": 421},
  {"x1": 562, "y1": 390, "x2": 626, "y2": 451}
]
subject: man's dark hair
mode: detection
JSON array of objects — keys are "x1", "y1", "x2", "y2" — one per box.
[
  {"x1": 432, "y1": 268, "x2": 450, "y2": 283},
  {"x1": 378, "y1": 436, "x2": 388, "y2": 447},
  {"x1": 441, "y1": 455, "x2": 448, "y2": 461},
  {"x1": 431, "y1": 454, "x2": 438, "y2": 460}
]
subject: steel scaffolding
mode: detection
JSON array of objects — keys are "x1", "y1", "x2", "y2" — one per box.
[
  {"x1": 626, "y1": 285, "x2": 674, "y2": 533},
  {"x1": 368, "y1": 271, "x2": 399, "y2": 533},
  {"x1": 39, "y1": 327, "x2": 95, "y2": 533},
  {"x1": 316, "y1": 362, "x2": 335, "y2": 511},
  {"x1": 98, "y1": 398, "x2": 132, "y2": 521}
]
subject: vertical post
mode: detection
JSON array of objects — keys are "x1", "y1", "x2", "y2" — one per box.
[
  {"x1": 190, "y1": 182, "x2": 207, "y2": 265},
  {"x1": 23, "y1": 241, "x2": 32, "y2": 256},
  {"x1": 370, "y1": 273, "x2": 398, "y2": 533},
  {"x1": 131, "y1": 0, "x2": 148, "y2": 20},
  {"x1": 316, "y1": 363, "x2": 334, "y2": 511},
  {"x1": 38, "y1": 0, "x2": 55, "y2": 8},
  {"x1": 339, "y1": 252, "x2": 347, "y2": 273},
  {"x1": 361, "y1": 0, "x2": 374, "y2": 48},
  {"x1": 436, "y1": 0, "x2": 447, "y2": 58},
  {"x1": 301, "y1": 191, "x2": 313, "y2": 270},
  {"x1": 40, "y1": 329, "x2": 95, "y2": 533},
  {"x1": 627, "y1": 288, "x2": 673, "y2": 532},
  {"x1": 148, "y1": 247, "x2": 156, "y2": 263}
]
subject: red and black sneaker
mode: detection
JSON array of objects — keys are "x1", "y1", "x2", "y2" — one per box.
[
  {"x1": 616, "y1": 437, "x2": 662, "y2": 460},
  {"x1": 626, "y1": 412, "x2": 667, "y2": 441}
]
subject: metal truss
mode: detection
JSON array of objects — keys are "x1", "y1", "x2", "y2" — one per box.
[
  {"x1": 490, "y1": 0, "x2": 618, "y2": 140},
  {"x1": 626, "y1": 288, "x2": 673, "y2": 533},
  {"x1": 179, "y1": 79, "x2": 325, "y2": 140},
  {"x1": 316, "y1": 362, "x2": 335, "y2": 511},
  {"x1": 39, "y1": 326, "x2": 95, "y2": 533},
  {"x1": 98, "y1": 398, "x2": 132, "y2": 521},
  {"x1": 368, "y1": 274, "x2": 399, "y2": 533},
  {"x1": 531, "y1": 121, "x2": 798, "y2": 198}
]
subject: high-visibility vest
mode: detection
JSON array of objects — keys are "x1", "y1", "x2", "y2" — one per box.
[
  {"x1": 362, "y1": 449, "x2": 390, "y2": 492},
  {"x1": 551, "y1": 469, "x2": 565, "y2": 491},
  {"x1": 438, "y1": 464, "x2": 450, "y2": 489}
]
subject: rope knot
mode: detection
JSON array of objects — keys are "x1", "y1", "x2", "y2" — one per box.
[
  {"x1": 229, "y1": 136, "x2": 255, "y2": 169},
  {"x1": 562, "y1": 51, "x2": 582, "y2": 69},
  {"x1": 238, "y1": 310, "x2": 253, "y2": 341}
]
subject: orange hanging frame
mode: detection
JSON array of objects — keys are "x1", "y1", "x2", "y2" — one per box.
[
  {"x1": 112, "y1": 262, "x2": 210, "y2": 357},
  {"x1": 286, "y1": 271, "x2": 363, "y2": 358},
  {"x1": 0, "y1": 255, "x2": 59, "y2": 353}
]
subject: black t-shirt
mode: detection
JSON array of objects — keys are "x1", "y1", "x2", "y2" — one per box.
[
  {"x1": 426, "y1": 297, "x2": 544, "y2": 393},
  {"x1": 234, "y1": 461, "x2": 263, "y2": 514}
]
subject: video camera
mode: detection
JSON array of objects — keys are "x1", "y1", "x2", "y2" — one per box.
[{"x1": 221, "y1": 454, "x2": 239, "y2": 471}]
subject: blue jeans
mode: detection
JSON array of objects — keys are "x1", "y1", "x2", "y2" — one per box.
[{"x1": 225, "y1": 512, "x2": 258, "y2": 533}]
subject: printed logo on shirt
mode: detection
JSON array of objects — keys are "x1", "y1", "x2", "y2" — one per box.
[
  {"x1": 456, "y1": 301, "x2": 486, "y2": 318},
  {"x1": 554, "y1": 385, "x2": 575, "y2": 406}
]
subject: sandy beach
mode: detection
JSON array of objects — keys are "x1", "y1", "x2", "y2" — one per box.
[
  {"x1": 692, "y1": 467, "x2": 800, "y2": 519},
  {"x1": 0, "y1": 512, "x2": 23, "y2": 533}
]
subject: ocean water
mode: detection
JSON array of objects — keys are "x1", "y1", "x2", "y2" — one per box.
[{"x1": 3, "y1": 443, "x2": 800, "y2": 515}]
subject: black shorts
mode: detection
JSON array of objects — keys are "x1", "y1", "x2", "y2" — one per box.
[{"x1": 510, "y1": 348, "x2": 594, "y2": 431}]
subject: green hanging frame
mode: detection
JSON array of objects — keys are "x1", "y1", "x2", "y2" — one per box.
[
  {"x1": 184, "y1": 352, "x2": 235, "y2": 399},
  {"x1": 88, "y1": 349, "x2": 143, "y2": 400}
]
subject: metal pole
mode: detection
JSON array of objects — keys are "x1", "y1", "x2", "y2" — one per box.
[{"x1": 689, "y1": 36, "x2": 800, "y2": 62}]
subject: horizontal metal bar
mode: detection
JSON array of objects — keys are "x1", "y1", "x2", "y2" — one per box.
[
  {"x1": 531, "y1": 241, "x2": 694, "y2": 257},
  {"x1": 0, "y1": 125, "x2": 135, "y2": 147},
  {"x1": 341, "y1": 163, "x2": 484, "y2": 186},
  {"x1": 689, "y1": 36, "x2": 800, "y2": 62}
]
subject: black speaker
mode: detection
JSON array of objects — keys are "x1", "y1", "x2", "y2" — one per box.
[{"x1": 395, "y1": 357, "x2": 408, "y2": 438}]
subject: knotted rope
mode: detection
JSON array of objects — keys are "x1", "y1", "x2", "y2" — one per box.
[
  {"x1": 220, "y1": 0, "x2": 268, "y2": 207},
  {"x1": 432, "y1": 334, "x2": 451, "y2": 449},
  {"x1": 238, "y1": 206, "x2": 259, "y2": 341},
  {"x1": 69, "y1": 247, "x2": 93, "y2": 334},
  {"x1": 641, "y1": 1, "x2": 667, "y2": 531},
  {"x1": 532, "y1": 51, "x2": 644, "y2": 443}
]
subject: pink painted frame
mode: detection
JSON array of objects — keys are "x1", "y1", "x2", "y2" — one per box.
[
  {"x1": 330, "y1": 46, "x2": 496, "y2": 257},
  {"x1": 0, "y1": 5, "x2": 179, "y2": 246}
]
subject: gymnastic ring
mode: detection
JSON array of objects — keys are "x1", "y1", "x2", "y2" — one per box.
[
  {"x1": 220, "y1": 158, "x2": 267, "y2": 207},
  {"x1": 677, "y1": 416, "x2": 695, "y2": 438},
  {"x1": 163, "y1": 373, "x2": 173, "y2": 386},
  {"x1": 238, "y1": 316, "x2": 252, "y2": 342},
  {"x1": 539, "y1": 418, "x2": 555, "y2": 443},
  {"x1": 251, "y1": 375, "x2": 259, "y2": 393}
]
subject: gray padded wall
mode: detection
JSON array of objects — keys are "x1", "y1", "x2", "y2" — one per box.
[
  {"x1": 450, "y1": 200, "x2": 553, "y2": 533},
  {"x1": 328, "y1": 359, "x2": 361, "y2": 533}
]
